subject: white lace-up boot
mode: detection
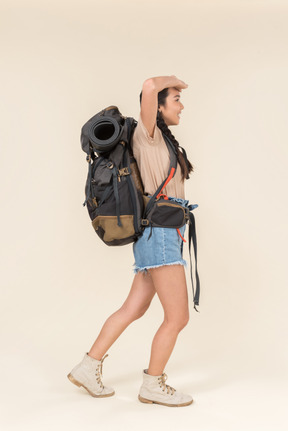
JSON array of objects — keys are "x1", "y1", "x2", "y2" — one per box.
[
  {"x1": 67, "y1": 353, "x2": 115, "y2": 397},
  {"x1": 138, "y1": 368, "x2": 193, "y2": 407}
]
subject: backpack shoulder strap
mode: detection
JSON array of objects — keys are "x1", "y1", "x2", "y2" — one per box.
[{"x1": 144, "y1": 133, "x2": 178, "y2": 216}]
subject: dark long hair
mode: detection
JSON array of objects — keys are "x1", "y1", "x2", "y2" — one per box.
[{"x1": 139, "y1": 87, "x2": 193, "y2": 181}]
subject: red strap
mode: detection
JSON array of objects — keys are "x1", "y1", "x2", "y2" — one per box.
[
  {"x1": 177, "y1": 228, "x2": 186, "y2": 242},
  {"x1": 157, "y1": 193, "x2": 169, "y2": 200},
  {"x1": 156, "y1": 167, "x2": 175, "y2": 199}
]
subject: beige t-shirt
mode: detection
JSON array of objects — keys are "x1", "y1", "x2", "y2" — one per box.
[{"x1": 131, "y1": 115, "x2": 185, "y2": 199}]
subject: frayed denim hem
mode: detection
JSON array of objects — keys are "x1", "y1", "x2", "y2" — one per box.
[{"x1": 133, "y1": 259, "x2": 187, "y2": 274}]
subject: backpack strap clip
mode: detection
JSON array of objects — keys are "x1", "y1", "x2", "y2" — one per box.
[
  {"x1": 141, "y1": 219, "x2": 149, "y2": 226},
  {"x1": 118, "y1": 167, "x2": 131, "y2": 176},
  {"x1": 106, "y1": 161, "x2": 114, "y2": 169}
]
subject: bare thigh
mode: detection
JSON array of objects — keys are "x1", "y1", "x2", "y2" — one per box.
[
  {"x1": 148, "y1": 265, "x2": 189, "y2": 327},
  {"x1": 120, "y1": 271, "x2": 156, "y2": 318}
]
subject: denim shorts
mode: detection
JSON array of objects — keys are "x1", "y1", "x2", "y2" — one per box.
[{"x1": 132, "y1": 196, "x2": 198, "y2": 274}]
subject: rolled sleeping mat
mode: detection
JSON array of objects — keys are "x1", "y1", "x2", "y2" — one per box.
[
  {"x1": 81, "y1": 107, "x2": 125, "y2": 156},
  {"x1": 88, "y1": 116, "x2": 122, "y2": 154}
]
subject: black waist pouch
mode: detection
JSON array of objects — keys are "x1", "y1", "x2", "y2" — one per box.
[{"x1": 142, "y1": 195, "x2": 190, "y2": 229}]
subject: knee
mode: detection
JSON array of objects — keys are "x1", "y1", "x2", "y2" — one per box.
[
  {"x1": 180, "y1": 314, "x2": 190, "y2": 329},
  {"x1": 165, "y1": 312, "x2": 190, "y2": 331}
]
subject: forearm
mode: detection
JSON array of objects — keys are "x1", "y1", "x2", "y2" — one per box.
[{"x1": 144, "y1": 75, "x2": 186, "y2": 93}]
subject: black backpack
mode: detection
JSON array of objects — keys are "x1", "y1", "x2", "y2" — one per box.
[{"x1": 80, "y1": 105, "x2": 200, "y2": 311}]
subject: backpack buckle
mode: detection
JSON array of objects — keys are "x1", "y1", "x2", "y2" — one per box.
[
  {"x1": 118, "y1": 167, "x2": 130, "y2": 176},
  {"x1": 106, "y1": 161, "x2": 114, "y2": 169},
  {"x1": 141, "y1": 219, "x2": 149, "y2": 226}
]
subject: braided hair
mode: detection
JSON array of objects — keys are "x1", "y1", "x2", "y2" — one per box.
[{"x1": 139, "y1": 87, "x2": 193, "y2": 182}]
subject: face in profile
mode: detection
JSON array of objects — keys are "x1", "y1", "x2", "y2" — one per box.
[{"x1": 158, "y1": 87, "x2": 184, "y2": 126}]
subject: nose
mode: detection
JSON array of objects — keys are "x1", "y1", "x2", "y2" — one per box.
[{"x1": 180, "y1": 102, "x2": 184, "y2": 110}]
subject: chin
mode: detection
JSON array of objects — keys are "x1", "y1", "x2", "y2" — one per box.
[{"x1": 168, "y1": 118, "x2": 179, "y2": 126}]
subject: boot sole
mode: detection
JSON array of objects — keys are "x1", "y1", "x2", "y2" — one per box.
[
  {"x1": 138, "y1": 394, "x2": 193, "y2": 407},
  {"x1": 67, "y1": 373, "x2": 115, "y2": 398}
]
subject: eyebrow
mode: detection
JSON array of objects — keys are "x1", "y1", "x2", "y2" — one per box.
[{"x1": 173, "y1": 95, "x2": 181, "y2": 98}]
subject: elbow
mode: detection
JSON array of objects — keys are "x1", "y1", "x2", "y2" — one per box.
[{"x1": 143, "y1": 78, "x2": 156, "y2": 92}]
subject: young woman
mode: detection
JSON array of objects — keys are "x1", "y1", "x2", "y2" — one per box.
[{"x1": 68, "y1": 75, "x2": 196, "y2": 407}]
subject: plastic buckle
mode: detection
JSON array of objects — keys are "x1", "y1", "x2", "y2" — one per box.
[
  {"x1": 141, "y1": 219, "x2": 149, "y2": 226},
  {"x1": 118, "y1": 167, "x2": 130, "y2": 176}
]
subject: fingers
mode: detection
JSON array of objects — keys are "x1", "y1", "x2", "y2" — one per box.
[
  {"x1": 170, "y1": 75, "x2": 188, "y2": 90},
  {"x1": 175, "y1": 83, "x2": 188, "y2": 91}
]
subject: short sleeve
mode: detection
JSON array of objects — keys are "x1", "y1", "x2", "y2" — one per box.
[{"x1": 133, "y1": 114, "x2": 163, "y2": 146}]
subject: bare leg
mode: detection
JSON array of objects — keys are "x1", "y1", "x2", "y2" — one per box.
[
  {"x1": 146, "y1": 265, "x2": 189, "y2": 375},
  {"x1": 88, "y1": 271, "x2": 156, "y2": 360}
]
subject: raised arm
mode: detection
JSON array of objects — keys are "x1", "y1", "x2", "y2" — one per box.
[{"x1": 140, "y1": 75, "x2": 188, "y2": 138}]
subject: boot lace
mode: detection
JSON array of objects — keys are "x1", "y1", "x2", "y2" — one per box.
[
  {"x1": 95, "y1": 353, "x2": 108, "y2": 389},
  {"x1": 157, "y1": 373, "x2": 176, "y2": 396}
]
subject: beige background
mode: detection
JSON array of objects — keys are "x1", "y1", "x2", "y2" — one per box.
[{"x1": 1, "y1": 0, "x2": 287, "y2": 429}]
